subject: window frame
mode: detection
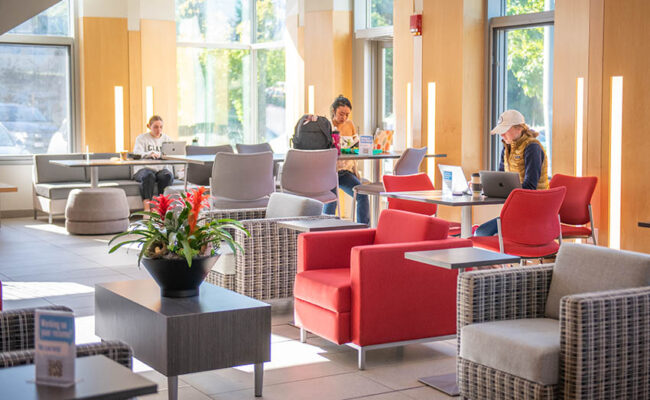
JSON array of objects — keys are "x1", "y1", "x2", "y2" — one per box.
[
  {"x1": 0, "y1": 3, "x2": 77, "y2": 162},
  {"x1": 176, "y1": 1, "x2": 286, "y2": 146},
  {"x1": 487, "y1": 10, "x2": 554, "y2": 170}
]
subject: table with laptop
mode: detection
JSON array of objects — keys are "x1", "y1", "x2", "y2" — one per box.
[{"x1": 381, "y1": 165, "x2": 522, "y2": 238}]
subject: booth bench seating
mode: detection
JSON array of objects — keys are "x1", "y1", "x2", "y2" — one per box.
[{"x1": 32, "y1": 153, "x2": 183, "y2": 223}]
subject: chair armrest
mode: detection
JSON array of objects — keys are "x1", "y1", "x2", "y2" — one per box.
[
  {"x1": 0, "y1": 340, "x2": 133, "y2": 370},
  {"x1": 350, "y1": 238, "x2": 472, "y2": 346},
  {"x1": 76, "y1": 340, "x2": 133, "y2": 370},
  {"x1": 0, "y1": 306, "x2": 72, "y2": 352},
  {"x1": 560, "y1": 286, "x2": 650, "y2": 398},
  {"x1": 457, "y1": 264, "x2": 554, "y2": 336},
  {"x1": 205, "y1": 207, "x2": 267, "y2": 221},
  {"x1": 298, "y1": 228, "x2": 377, "y2": 272}
]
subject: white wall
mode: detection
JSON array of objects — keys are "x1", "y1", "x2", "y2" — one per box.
[{"x1": 0, "y1": 164, "x2": 34, "y2": 212}]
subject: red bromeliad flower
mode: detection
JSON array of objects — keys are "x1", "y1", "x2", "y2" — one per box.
[
  {"x1": 150, "y1": 194, "x2": 174, "y2": 221},
  {"x1": 186, "y1": 187, "x2": 209, "y2": 233}
]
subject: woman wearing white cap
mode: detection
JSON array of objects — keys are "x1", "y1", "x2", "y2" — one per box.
[{"x1": 474, "y1": 109, "x2": 548, "y2": 236}]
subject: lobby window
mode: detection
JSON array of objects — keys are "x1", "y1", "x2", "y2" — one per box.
[
  {"x1": 0, "y1": 1, "x2": 73, "y2": 156},
  {"x1": 176, "y1": 0, "x2": 287, "y2": 151},
  {"x1": 489, "y1": 0, "x2": 554, "y2": 174}
]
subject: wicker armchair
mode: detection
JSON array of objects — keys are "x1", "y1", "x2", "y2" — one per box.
[
  {"x1": 205, "y1": 207, "x2": 336, "y2": 300},
  {"x1": 0, "y1": 306, "x2": 133, "y2": 369},
  {"x1": 457, "y1": 243, "x2": 650, "y2": 400}
]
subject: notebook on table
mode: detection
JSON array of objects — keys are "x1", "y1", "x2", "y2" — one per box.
[{"x1": 479, "y1": 171, "x2": 522, "y2": 198}]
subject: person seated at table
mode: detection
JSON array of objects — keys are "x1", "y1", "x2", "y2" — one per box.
[
  {"x1": 474, "y1": 109, "x2": 549, "y2": 236},
  {"x1": 133, "y1": 115, "x2": 174, "y2": 212},
  {"x1": 322, "y1": 95, "x2": 369, "y2": 224}
]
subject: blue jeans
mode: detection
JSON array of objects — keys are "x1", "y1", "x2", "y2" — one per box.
[
  {"x1": 324, "y1": 170, "x2": 370, "y2": 224},
  {"x1": 474, "y1": 217, "x2": 498, "y2": 236}
]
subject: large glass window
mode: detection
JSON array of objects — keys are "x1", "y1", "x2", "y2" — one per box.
[
  {"x1": 0, "y1": 0, "x2": 73, "y2": 156},
  {"x1": 176, "y1": 0, "x2": 287, "y2": 151},
  {"x1": 371, "y1": 0, "x2": 393, "y2": 27},
  {"x1": 490, "y1": 0, "x2": 554, "y2": 175},
  {"x1": 381, "y1": 46, "x2": 393, "y2": 128}
]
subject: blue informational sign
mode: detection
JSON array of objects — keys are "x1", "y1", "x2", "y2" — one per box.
[{"x1": 35, "y1": 309, "x2": 76, "y2": 387}]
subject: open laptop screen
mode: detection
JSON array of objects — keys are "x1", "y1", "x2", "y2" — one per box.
[{"x1": 437, "y1": 164, "x2": 469, "y2": 195}]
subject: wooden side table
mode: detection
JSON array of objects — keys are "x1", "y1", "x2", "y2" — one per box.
[{"x1": 95, "y1": 280, "x2": 271, "y2": 400}]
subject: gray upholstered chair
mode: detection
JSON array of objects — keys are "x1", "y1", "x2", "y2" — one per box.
[
  {"x1": 205, "y1": 192, "x2": 334, "y2": 300},
  {"x1": 280, "y1": 148, "x2": 339, "y2": 215},
  {"x1": 236, "y1": 143, "x2": 273, "y2": 153},
  {"x1": 351, "y1": 147, "x2": 427, "y2": 222},
  {"x1": 164, "y1": 144, "x2": 233, "y2": 195},
  {"x1": 0, "y1": 306, "x2": 133, "y2": 369},
  {"x1": 457, "y1": 243, "x2": 650, "y2": 400},
  {"x1": 211, "y1": 151, "x2": 275, "y2": 209}
]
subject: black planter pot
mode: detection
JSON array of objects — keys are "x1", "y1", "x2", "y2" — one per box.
[{"x1": 141, "y1": 255, "x2": 219, "y2": 298}]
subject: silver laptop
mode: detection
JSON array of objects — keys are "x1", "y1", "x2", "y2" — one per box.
[
  {"x1": 479, "y1": 171, "x2": 522, "y2": 198},
  {"x1": 161, "y1": 141, "x2": 186, "y2": 156},
  {"x1": 438, "y1": 164, "x2": 469, "y2": 195}
]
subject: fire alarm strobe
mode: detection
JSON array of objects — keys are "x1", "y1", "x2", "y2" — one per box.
[{"x1": 410, "y1": 14, "x2": 422, "y2": 36}]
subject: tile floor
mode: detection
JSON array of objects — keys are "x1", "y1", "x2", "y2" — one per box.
[{"x1": 0, "y1": 217, "x2": 457, "y2": 400}]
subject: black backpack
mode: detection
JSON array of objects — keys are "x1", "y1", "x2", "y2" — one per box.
[{"x1": 291, "y1": 115, "x2": 333, "y2": 150}]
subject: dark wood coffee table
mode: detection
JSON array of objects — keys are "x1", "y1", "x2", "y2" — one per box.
[
  {"x1": 277, "y1": 218, "x2": 367, "y2": 232},
  {"x1": 0, "y1": 355, "x2": 157, "y2": 400},
  {"x1": 404, "y1": 247, "x2": 520, "y2": 396},
  {"x1": 95, "y1": 280, "x2": 271, "y2": 400}
]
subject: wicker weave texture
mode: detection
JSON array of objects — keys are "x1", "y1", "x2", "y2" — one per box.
[
  {"x1": 0, "y1": 305, "x2": 71, "y2": 352},
  {"x1": 458, "y1": 357, "x2": 556, "y2": 400},
  {"x1": 560, "y1": 287, "x2": 650, "y2": 400},
  {"x1": 206, "y1": 212, "x2": 336, "y2": 300},
  {"x1": 0, "y1": 306, "x2": 133, "y2": 369}
]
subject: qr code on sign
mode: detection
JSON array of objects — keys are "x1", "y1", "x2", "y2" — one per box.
[{"x1": 48, "y1": 359, "x2": 63, "y2": 377}]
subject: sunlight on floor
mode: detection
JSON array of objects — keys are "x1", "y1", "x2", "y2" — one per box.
[
  {"x1": 2, "y1": 281, "x2": 94, "y2": 300},
  {"x1": 24, "y1": 223, "x2": 70, "y2": 235},
  {"x1": 234, "y1": 340, "x2": 331, "y2": 373}
]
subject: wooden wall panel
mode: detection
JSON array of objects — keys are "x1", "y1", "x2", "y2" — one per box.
[
  {"x1": 601, "y1": 0, "x2": 650, "y2": 252},
  {"x1": 393, "y1": 0, "x2": 414, "y2": 150},
  {"x1": 140, "y1": 19, "x2": 178, "y2": 140},
  {"x1": 304, "y1": 11, "x2": 335, "y2": 117},
  {"x1": 80, "y1": 17, "x2": 130, "y2": 152},
  {"x1": 128, "y1": 30, "x2": 142, "y2": 149}
]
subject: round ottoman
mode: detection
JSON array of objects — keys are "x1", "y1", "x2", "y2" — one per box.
[{"x1": 65, "y1": 188, "x2": 129, "y2": 235}]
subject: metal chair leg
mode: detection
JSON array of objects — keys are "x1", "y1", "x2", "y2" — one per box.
[
  {"x1": 358, "y1": 347, "x2": 366, "y2": 370},
  {"x1": 300, "y1": 328, "x2": 307, "y2": 343},
  {"x1": 351, "y1": 190, "x2": 357, "y2": 222}
]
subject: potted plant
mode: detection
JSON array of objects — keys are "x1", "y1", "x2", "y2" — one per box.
[{"x1": 108, "y1": 187, "x2": 248, "y2": 298}]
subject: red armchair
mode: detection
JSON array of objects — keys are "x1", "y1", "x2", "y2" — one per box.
[{"x1": 294, "y1": 209, "x2": 472, "y2": 369}]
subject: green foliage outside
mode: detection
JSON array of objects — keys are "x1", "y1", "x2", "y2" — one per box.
[
  {"x1": 505, "y1": 0, "x2": 550, "y2": 127},
  {"x1": 176, "y1": 0, "x2": 286, "y2": 144},
  {"x1": 370, "y1": 0, "x2": 393, "y2": 27}
]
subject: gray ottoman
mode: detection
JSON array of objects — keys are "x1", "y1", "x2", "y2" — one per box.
[{"x1": 65, "y1": 188, "x2": 129, "y2": 235}]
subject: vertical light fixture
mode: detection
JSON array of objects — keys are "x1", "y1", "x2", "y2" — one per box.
[
  {"x1": 575, "y1": 77, "x2": 585, "y2": 176},
  {"x1": 307, "y1": 85, "x2": 315, "y2": 115},
  {"x1": 406, "y1": 82, "x2": 412, "y2": 147},
  {"x1": 145, "y1": 86, "x2": 154, "y2": 123},
  {"x1": 427, "y1": 82, "x2": 436, "y2": 184},
  {"x1": 114, "y1": 86, "x2": 124, "y2": 152},
  {"x1": 609, "y1": 76, "x2": 623, "y2": 249}
]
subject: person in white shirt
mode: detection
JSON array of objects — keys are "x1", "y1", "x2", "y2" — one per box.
[{"x1": 133, "y1": 115, "x2": 174, "y2": 211}]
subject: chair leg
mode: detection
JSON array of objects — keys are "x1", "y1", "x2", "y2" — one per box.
[
  {"x1": 589, "y1": 204, "x2": 597, "y2": 245},
  {"x1": 358, "y1": 347, "x2": 366, "y2": 370},
  {"x1": 33, "y1": 209, "x2": 37, "y2": 219},
  {"x1": 48, "y1": 214, "x2": 53, "y2": 224},
  {"x1": 300, "y1": 328, "x2": 307, "y2": 343},
  {"x1": 351, "y1": 190, "x2": 357, "y2": 222}
]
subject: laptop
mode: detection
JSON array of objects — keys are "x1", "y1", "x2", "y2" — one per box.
[
  {"x1": 479, "y1": 171, "x2": 522, "y2": 198},
  {"x1": 161, "y1": 141, "x2": 186, "y2": 156},
  {"x1": 438, "y1": 164, "x2": 469, "y2": 195}
]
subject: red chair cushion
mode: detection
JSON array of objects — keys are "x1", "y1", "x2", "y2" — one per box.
[
  {"x1": 561, "y1": 224, "x2": 592, "y2": 237},
  {"x1": 294, "y1": 298, "x2": 351, "y2": 344},
  {"x1": 383, "y1": 173, "x2": 438, "y2": 215},
  {"x1": 549, "y1": 174, "x2": 597, "y2": 225},
  {"x1": 470, "y1": 236, "x2": 560, "y2": 258},
  {"x1": 449, "y1": 222, "x2": 462, "y2": 236},
  {"x1": 374, "y1": 209, "x2": 449, "y2": 244},
  {"x1": 294, "y1": 268, "x2": 351, "y2": 312}
]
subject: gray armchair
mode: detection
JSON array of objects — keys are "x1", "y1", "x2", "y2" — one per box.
[
  {"x1": 0, "y1": 306, "x2": 133, "y2": 369},
  {"x1": 205, "y1": 192, "x2": 335, "y2": 300},
  {"x1": 457, "y1": 243, "x2": 650, "y2": 399}
]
